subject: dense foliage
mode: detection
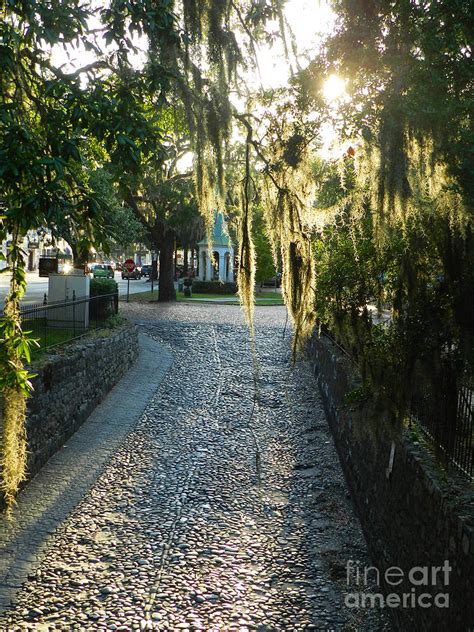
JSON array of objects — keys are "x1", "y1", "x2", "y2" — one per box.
[
  {"x1": 302, "y1": 0, "x2": 473, "y2": 412},
  {"x1": 0, "y1": 0, "x2": 176, "y2": 510},
  {"x1": 192, "y1": 281, "x2": 237, "y2": 295},
  {"x1": 1, "y1": 0, "x2": 472, "y2": 507}
]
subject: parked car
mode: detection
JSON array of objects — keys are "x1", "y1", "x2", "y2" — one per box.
[
  {"x1": 140, "y1": 264, "x2": 152, "y2": 277},
  {"x1": 92, "y1": 264, "x2": 114, "y2": 279},
  {"x1": 122, "y1": 266, "x2": 141, "y2": 280}
]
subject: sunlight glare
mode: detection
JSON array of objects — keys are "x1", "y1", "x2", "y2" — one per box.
[
  {"x1": 323, "y1": 75, "x2": 347, "y2": 102},
  {"x1": 248, "y1": 0, "x2": 336, "y2": 90}
]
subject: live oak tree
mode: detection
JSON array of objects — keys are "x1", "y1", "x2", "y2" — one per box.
[
  {"x1": 127, "y1": 163, "x2": 201, "y2": 302},
  {"x1": 121, "y1": 101, "x2": 202, "y2": 302},
  {"x1": 294, "y1": 0, "x2": 474, "y2": 410},
  {"x1": 2, "y1": 0, "x2": 471, "y2": 510},
  {"x1": 0, "y1": 0, "x2": 176, "y2": 511}
]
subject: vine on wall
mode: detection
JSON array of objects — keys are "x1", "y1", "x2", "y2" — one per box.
[{"x1": 0, "y1": 235, "x2": 37, "y2": 514}]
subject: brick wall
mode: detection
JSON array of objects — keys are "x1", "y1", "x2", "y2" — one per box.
[
  {"x1": 24, "y1": 323, "x2": 139, "y2": 482},
  {"x1": 308, "y1": 333, "x2": 474, "y2": 632}
]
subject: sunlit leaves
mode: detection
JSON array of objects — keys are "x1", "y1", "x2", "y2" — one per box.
[
  {"x1": 298, "y1": 0, "x2": 474, "y2": 405},
  {"x1": 0, "y1": 0, "x2": 178, "y2": 510}
]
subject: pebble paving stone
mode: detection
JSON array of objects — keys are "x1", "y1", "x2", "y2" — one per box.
[{"x1": 0, "y1": 303, "x2": 391, "y2": 631}]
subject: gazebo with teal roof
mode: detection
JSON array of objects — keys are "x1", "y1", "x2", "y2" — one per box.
[{"x1": 197, "y1": 212, "x2": 235, "y2": 282}]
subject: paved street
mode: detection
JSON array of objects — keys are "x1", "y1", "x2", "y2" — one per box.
[
  {"x1": 0, "y1": 303, "x2": 389, "y2": 631},
  {"x1": 0, "y1": 272, "x2": 150, "y2": 305}
]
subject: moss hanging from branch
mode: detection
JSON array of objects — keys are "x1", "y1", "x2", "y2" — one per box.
[
  {"x1": 1, "y1": 386, "x2": 27, "y2": 513},
  {"x1": 173, "y1": 0, "x2": 238, "y2": 243},
  {"x1": 0, "y1": 237, "x2": 36, "y2": 515},
  {"x1": 150, "y1": 0, "x2": 327, "y2": 351},
  {"x1": 237, "y1": 131, "x2": 256, "y2": 337},
  {"x1": 172, "y1": 0, "x2": 287, "y2": 278},
  {"x1": 282, "y1": 232, "x2": 316, "y2": 358},
  {"x1": 259, "y1": 122, "x2": 318, "y2": 357}
]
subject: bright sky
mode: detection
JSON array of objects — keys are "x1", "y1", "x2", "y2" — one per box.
[
  {"x1": 256, "y1": 0, "x2": 336, "y2": 90},
  {"x1": 240, "y1": 0, "x2": 343, "y2": 160}
]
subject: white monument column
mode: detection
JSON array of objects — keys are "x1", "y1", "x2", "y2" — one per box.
[
  {"x1": 218, "y1": 249, "x2": 226, "y2": 281},
  {"x1": 206, "y1": 251, "x2": 213, "y2": 281},
  {"x1": 227, "y1": 253, "x2": 234, "y2": 281}
]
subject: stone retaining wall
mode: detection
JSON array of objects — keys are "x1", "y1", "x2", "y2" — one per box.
[
  {"x1": 308, "y1": 333, "x2": 474, "y2": 632},
  {"x1": 24, "y1": 323, "x2": 139, "y2": 483}
]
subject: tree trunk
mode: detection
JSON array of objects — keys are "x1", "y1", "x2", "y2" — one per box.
[
  {"x1": 183, "y1": 245, "x2": 189, "y2": 274},
  {"x1": 159, "y1": 239, "x2": 176, "y2": 301},
  {"x1": 71, "y1": 242, "x2": 89, "y2": 271}
]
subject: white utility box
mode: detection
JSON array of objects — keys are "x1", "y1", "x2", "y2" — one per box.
[{"x1": 47, "y1": 272, "x2": 90, "y2": 329}]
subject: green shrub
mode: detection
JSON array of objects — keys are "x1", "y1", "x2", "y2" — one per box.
[
  {"x1": 192, "y1": 280, "x2": 237, "y2": 295},
  {"x1": 90, "y1": 278, "x2": 118, "y2": 296},
  {"x1": 90, "y1": 278, "x2": 118, "y2": 320}
]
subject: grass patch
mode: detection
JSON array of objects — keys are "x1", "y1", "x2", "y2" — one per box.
[
  {"x1": 125, "y1": 289, "x2": 284, "y2": 305},
  {"x1": 27, "y1": 314, "x2": 128, "y2": 366},
  {"x1": 23, "y1": 318, "x2": 78, "y2": 350}
]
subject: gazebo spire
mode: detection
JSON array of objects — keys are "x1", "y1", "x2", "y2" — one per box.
[{"x1": 197, "y1": 211, "x2": 233, "y2": 248}]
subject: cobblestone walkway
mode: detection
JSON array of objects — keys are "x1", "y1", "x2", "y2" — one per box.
[{"x1": 0, "y1": 304, "x2": 389, "y2": 631}]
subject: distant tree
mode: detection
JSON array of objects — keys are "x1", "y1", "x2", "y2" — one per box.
[
  {"x1": 51, "y1": 166, "x2": 146, "y2": 261},
  {"x1": 127, "y1": 161, "x2": 201, "y2": 301}
]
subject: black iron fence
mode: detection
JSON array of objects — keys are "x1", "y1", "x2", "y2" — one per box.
[
  {"x1": 5, "y1": 292, "x2": 119, "y2": 353},
  {"x1": 409, "y1": 369, "x2": 473, "y2": 481},
  {"x1": 319, "y1": 326, "x2": 473, "y2": 481}
]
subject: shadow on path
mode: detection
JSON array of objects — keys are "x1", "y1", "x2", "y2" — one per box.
[{"x1": 0, "y1": 334, "x2": 172, "y2": 611}]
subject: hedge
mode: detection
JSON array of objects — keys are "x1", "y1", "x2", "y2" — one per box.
[
  {"x1": 191, "y1": 280, "x2": 238, "y2": 295},
  {"x1": 90, "y1": 278, "x2": 118, "y2": 320}
]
